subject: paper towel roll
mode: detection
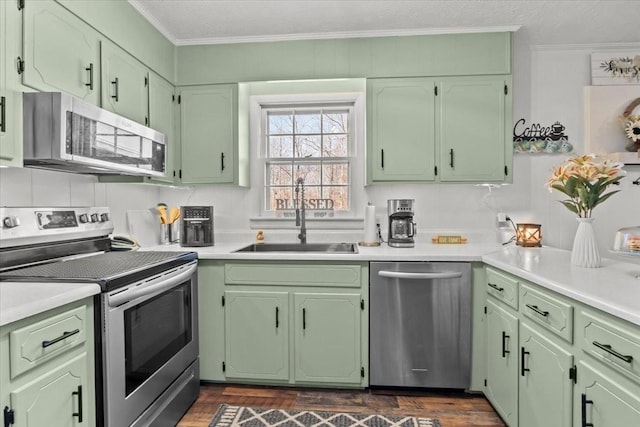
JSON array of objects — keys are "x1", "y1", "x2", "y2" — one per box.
[{"x1": 363, "y1": 204, "x2": 377, "y2": 244}]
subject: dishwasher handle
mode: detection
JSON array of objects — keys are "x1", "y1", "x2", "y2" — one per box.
[{"x1": 378, "y1": 270, "x2": 463, "y2": 280}]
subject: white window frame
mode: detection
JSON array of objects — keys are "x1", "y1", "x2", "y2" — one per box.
[{"x1": 249, "y1": 92, "x2": 365, "y2": 228}]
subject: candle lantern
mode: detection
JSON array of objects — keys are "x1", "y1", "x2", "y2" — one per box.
[{"x1": 516, "y1": 223, "x2": 542, "y2": 247}]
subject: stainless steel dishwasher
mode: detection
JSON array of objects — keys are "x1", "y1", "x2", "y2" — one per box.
[{"x1": 369, "y1": 261, "x2": 472, "y2": 389}]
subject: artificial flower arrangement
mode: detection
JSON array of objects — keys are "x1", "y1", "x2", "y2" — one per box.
[{"x1": 546, "y1": 154, "x2": 625, "y2": 218}]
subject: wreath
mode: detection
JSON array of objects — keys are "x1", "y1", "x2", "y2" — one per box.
[{"x1": 621, "y1": 97, "x2": 640, "y2": 152}]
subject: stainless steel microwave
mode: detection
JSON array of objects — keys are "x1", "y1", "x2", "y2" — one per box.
[{"x1": 23, "y1": 92, "x2": 166, "y2": 176}]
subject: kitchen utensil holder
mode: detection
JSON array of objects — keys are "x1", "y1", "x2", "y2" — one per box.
[{"x1": 160, "y1": 223, "x2": 179, "y2": 245}]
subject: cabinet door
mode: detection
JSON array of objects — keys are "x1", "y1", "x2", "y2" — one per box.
[
  {"x1": 148, "y1": 72, "x2": 176, "y2": 184},
  {"x1": 438, "y1": 77, "x2": 510, "y2": 182},
  {"x1": 224, "y1": 291, "x2": 289, "y2": 381},
  {"x1": 485, "y1": 299, "x2": 519, "y2": 426},
  {"x1": 101, "y1": 40, "x2": 149, "y2": 125},
  {"x1": 0, "y1": 0, "x2": 23, "y2": 166},
  {"x1": 23, "y1": 1, "x2": 99, "y2": 104},
  {"x1": 10, "y1": 353, "x2": 88, "y2": 427},
  {"x1": 519, "y1": 323, "x2": 573, "y2": 427},
  {"x1": 367, "y1": 78, "x2": 436, "y2": 182},
  {"x1": 577, "y1": 361, "x2": 640, "y2": 427},
  {"x1": 179, "y1": 85, "x2": 237, "y2": 184},
  {"x1": 294, "y1": 293, "x2": 362, "y2": 384}
]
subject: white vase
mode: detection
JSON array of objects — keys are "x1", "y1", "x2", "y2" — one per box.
[{"x1": 571, "y1": 218, "x2": 601, "y2": 268}]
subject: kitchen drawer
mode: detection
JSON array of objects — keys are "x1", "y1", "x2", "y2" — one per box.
[
  {"x1": 225, "y1": 263, "x2": 362, "y2": 288},
  {"x1": 520, "y1": 283, "x2": 573, "y2": 343},
  {"x1": 580, "y1": 309, "x2": 640, "y2": 385},
  {"x1": 485, "y1": 267, "x2": 518, "y2": 310},
  {"x1": 9, "y1": 305, "x2": 87, "y2": 378}
]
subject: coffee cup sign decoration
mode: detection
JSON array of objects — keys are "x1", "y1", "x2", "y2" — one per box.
[{"x1": 513, "y1": 118, "x2": 574, "y2": 153}]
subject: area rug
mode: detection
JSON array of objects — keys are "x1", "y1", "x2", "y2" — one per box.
[{"x1": 209, "y1": 404, "x2": 441, "y2": 427}]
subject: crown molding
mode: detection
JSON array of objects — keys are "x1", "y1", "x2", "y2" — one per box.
[{"x1": 128, "y1": 0, "x2": 180, "y2": 45}]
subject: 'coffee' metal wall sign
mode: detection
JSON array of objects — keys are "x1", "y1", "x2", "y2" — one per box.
[{"x1": 513, "y1": 118, "x2": 573, "y2": 153}]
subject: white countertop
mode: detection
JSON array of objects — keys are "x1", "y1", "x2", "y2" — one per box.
[
  {"x1": 483, "y1": 246, "x2": 640, "y2": 326},
  {"x1": 0, "y1": 281, "x2": 101, "y2": 327}
]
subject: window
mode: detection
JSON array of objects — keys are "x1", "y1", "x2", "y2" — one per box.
[{"x1": 262, "y1": 104, "x2": 355, "y2": 219}]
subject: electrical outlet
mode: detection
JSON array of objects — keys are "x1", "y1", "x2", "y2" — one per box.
[{"x1": 497, "y1": 212, "x2": 507, "y2": 222}]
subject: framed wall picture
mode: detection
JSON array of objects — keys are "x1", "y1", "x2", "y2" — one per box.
[{"x1": 591, "y1": 51, "x2": 640, "y2": 85}]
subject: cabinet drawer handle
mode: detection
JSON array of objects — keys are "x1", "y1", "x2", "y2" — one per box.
[
  {"x1": 520, "y1": 347, "x2": 530, "y2": 376},
  {"x1": 381, "y1": 149, "x2": 384, "y2": 169},
  {"x1": 449, "y1": 148, "x2": 454, "y2": 168},
  {"x1": 72, "y1": 385, "x2": 83, "y2": 423},
  {"x1": 42, "y1": 329, "x2": 80, "y2": 348},
  {"x1": 0, "y1": 96, "x2": 5, "y2": 132},
  {"x1": 111, "y1": 77, "x2": 119, "y2": 101},
  {"x1": 488, "y1": 282, "x2": 504, "y2": 292},
  {"x1": 275, "y1": 306, "x2": 279, "y2": 329},
  {"x1": 502, "y1": 331, "x2": 510, "y2": 358},
  {"x1": 525, "y1": 304, "x2": 549, "y2": 317},
  {"x1": 85, "y1": 63, "x2": 94, "y2": 90},
  {"x1": 593, "y1": 341, "x2": 633, "y2": 363},
  {"x1": 581, "y1": 393, "x2": 593, "y2": 427},
  {"x1": 221, "y1": 152, "x2": 225, "y2": 171}
]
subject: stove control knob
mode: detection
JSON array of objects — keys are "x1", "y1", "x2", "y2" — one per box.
[
  {"x1": 3, "y1": 216, "x2": 20, "y2": 228},
  {"x1": 78, "y1": 214, "x2": 89, "y2": 223},
  {"x1": 100, "y1": 213, "x2": 109, "y2": 222},
  {"x1": 90, "y1": 213, "x2": 99, "y2": 223}
]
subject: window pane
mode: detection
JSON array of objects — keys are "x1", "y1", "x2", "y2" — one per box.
[
  {"x1": 322, "y1": 163, "x2": 349, "y2": 185},
  {"x1": 268, "y1": 187, "x2": 293, "y2": 211},
  {"x1": 268, "y1": 163, "x2": 292, "y2": 185},
  {"x1": 294, "y1": 111, "x2": 321, "y2": 134},
  {"x1": 268, "y1": 136, "x2": 293, "y2": 157},
  {"x1": 322, "y1": 135, "x2": 348, "y2": 157},
  {"x1": 322, "y1": 186, "x2": 349, "y2": 211},
  {"x1": 293, "y1": 164, "x2": 320, "y2": 185},
  {"x1": 303, "y1": 186, "x2": 321, "y2": 202},
  {"x1": 268, "y1": 112, "x2": 293, "y2": 134},
  {"x1": 294, "y1": 135, "x2": 321, "y2": 157},
  {"x1": 322, "y1": 111, "x2": 348, "y2": 134}
]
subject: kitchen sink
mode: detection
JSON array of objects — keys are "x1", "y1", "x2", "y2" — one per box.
[{"x1": 234, "y1": 242, "x2": 358, "y2": 254}]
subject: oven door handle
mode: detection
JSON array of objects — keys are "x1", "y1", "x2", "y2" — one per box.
[
  {"x1": 378, "y1": 271, "x2": 463, "y2": 280},
  {"x1": 108, "y1": 262, "x2": 197, "y2": 307}
]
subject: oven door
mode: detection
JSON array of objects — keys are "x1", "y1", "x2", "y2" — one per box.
[{"x1": 102, "y1": 260, "x2": 198, "y2": 427}]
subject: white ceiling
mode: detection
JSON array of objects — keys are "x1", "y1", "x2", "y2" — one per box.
[{"x1": 128, "y1": 0, "x2": 640, "y2": 46}]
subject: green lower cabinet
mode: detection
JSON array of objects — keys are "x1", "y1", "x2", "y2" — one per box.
[
  {"x1": 485, "y1": 299, "x2": 519, "y2": 426},
  {"x1": 224, "y1": 290, "x2": 289, "y2": 381},
  {"x1": 10, "y1": 353, "x2": 88, "y2": 427},
  {"x1": 576, "y1": 361, "x2": 640, "y2": 427},
  {"x1": 294, "y1": 293, "x2": 361, "y2": 384},
  {"x1": 518, "y1": 323, "x2": 573, "y2": 427}
]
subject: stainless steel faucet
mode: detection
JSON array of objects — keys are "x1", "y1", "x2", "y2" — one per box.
[{"x1": 295, "y1": 177, "x2": 307, "y2": 244}]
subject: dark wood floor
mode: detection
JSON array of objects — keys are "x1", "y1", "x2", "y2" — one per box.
[{"x1": 177, "y1": 384, "x2": 506, "y2": 427}]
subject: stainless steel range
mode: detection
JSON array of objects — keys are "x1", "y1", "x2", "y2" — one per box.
[{"x1": 0, "y1": 207, "x2": 200, "y2": 427}]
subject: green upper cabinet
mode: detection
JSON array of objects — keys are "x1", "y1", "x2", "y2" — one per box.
[
  {"x1": 367, "y1": 78, "x2": 436, "y2": 182},
  {"x1": 148, "y1": 72, "x2": 177, "y2": 184},
  {"x1": 294, "y1": 293, "x2": 362, "y2": 385},
  {"x1": 224, "y1": 290, "x2": 289, "y2": 381},
  {"x1": 22, "y1": 0, "x2": 100, "y2": 104},
  {"x1": 0, "y1": 0, "x2": 23, "y2": 167},
  {"x1": 367, "y1": 75, "x2": 512, "y2": 184},
  {"x1": 179, "y1": 84, "x2": 241, "y2": 185},
  {"x1": 438, "y1": 76, "x2": 512, "y2": 182},
  {"x1": 101, "y1": 40, "x2": 149, "y2": 126}
]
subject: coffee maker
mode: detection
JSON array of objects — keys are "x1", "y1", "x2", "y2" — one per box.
[
  {"x1": 387, "y1": 199, "x2": 416, "y2": 247},
  {"x1": 180, "y1": 206, "x2": 214, "y2": 247}
]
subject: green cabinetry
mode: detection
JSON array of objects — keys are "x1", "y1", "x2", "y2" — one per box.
[
  {"x1": 367, "y1": 75, "x2": 512, "y2": 183},
  {"x1": 0, "y1": 298, "x2": 96, "y2": 427},
  {"x1": 22, "y1": 0, "x2": 100, "y2": 104},
  {"x1": 101, "y1": 39, "x2": 149, "y2": 126},
  {"x1": 0, "y1": 0, "x2": 23, "y2": 167},
  {"x1": 148, "y1": 72, "x2": 177, "y2": 183},
  {"x1": 179, "y1": 85, "x2": 246, "y2": 185},
  {"x1": 197, "y1": 260, "x2": 368, "y2": 388},
  {"x1": 483, "y1": 265, "x2": 640, "y2": 427}
]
